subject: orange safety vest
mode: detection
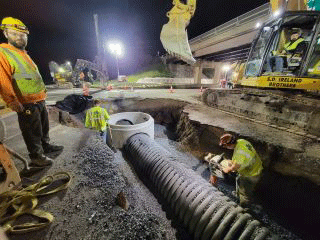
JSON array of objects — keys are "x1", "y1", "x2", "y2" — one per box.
[{"x1": 0, "y1": 46, "x2": 46, "y2": 95}]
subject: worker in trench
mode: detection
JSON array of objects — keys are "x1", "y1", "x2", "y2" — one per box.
[
  {"x1": 207, "y1": 133, "x2": 263, "y2": 209},
  {"x1": 0, "y1": 17, "x2": 63, "y2": 167}
]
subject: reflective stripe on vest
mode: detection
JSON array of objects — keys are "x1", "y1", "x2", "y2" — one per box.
[
  {"x1": 284, "y1": 38, "x2": 304, "y2": 51},
  {"x1": 232, "y1": 139, "x2": 263, "y2": 177},
  {"x1": 85, "y1": 106, "x2": 109, "y2": 132},
  {"x1": 0, "y1": 47, "x2": 46, "y2": 94}
]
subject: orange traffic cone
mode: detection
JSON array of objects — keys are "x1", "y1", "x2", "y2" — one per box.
[{"x1": 169, "y1": 85, "x2": 174, "y2": 93}]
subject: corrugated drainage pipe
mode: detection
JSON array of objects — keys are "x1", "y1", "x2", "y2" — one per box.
[{"x1": 124, "y1": 133, "x2": 276, "y2": 240}]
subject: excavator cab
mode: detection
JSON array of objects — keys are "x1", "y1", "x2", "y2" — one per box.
[
  {"x1": 242, "y1": 11, "x2": 320, "y2": 91},
  {"x1": 160, "y1": 0, "x2": 196, "y2": 64}
]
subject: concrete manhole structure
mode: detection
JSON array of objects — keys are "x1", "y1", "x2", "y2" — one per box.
[{"x1": 109, "y1": 112, "x2": 154, "y2": 149}]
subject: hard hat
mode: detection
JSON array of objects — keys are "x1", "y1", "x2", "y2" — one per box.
[
  {"x1": 0, "y1": 17, "x2": 29, "y2": 34},
  {"x1": 219, "y1": 133, "x2": 234, "y2": 146},
  {"x1": 290, "y1": 28, "x2": 302, "y2": 36}
]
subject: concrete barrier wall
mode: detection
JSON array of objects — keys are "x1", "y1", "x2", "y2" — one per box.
[{"x1": 137, "y1": 78, "x2": 213, "y2": 85}]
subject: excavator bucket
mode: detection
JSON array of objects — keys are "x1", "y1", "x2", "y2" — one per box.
[{"x1": 160, "y1": 0, "x2": 196, "y2": 64}]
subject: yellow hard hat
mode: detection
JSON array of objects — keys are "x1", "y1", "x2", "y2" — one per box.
[{"x1": 0, "y1": 17, "x2": 29, "y2": 34}]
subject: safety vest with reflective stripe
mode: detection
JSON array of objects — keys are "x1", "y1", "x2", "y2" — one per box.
[
  {"x1": 232, "y1": 139, "x2": 263, "y2": 177},
  {"x1": 284, "y1": 38, "x2": 305, "y2": 52},
  {"x1": 85, "y1": 106, "x2": 110, "y2": 132},
  {"x1": 0, "y1": 47, "x2": 46, "y2": 95}
]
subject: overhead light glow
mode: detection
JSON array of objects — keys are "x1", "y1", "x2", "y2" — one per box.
[
  {"x1": 222, "y1": 65, "x2": 231, "y2": 71},
  {"x1": 109, "y1": 43, "x2": 122, "y2": 56},
  {"x1": 255, "y1": 22, "x2": 261, "y2": 28},
  {"x1": 273, "y1": 10, "x2": 281, "y2": 17}
]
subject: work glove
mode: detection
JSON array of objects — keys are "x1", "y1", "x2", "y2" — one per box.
[{"x1": 209, "y1": 175, "x2": 218, "y2": 185}]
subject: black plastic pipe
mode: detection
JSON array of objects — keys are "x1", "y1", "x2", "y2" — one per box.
[{"x1": 124, "y1": 133, "x2": 276, "y2": 240}]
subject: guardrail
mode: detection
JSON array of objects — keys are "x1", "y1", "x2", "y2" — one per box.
[{"x1": 190, "y1": 3, "x2": 271, "y2": 44}]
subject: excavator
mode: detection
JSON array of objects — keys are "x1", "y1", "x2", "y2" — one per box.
[
  {"x1": 161, "y1": 0, "x2": 320, "y2": 138},
  {"x1": 49, "y1": 61, "x2": 73, "y2": 87},
  {"x1": 49, "y1": 59, "x2": 108, "y2": 88}
]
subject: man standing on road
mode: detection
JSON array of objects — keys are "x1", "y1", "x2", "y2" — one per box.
[
  {"x1": 85, "y1": 99, "x2": 112, "y2": 146},
  {"x1": 218, "y1": 133, "x2": 263, "y2": 208},
  {"x1": 0, "y1": 17, "x2": 63, "y2": 166}
]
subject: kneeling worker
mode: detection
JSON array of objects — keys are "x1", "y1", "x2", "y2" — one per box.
[
  {"x1": 0, "y1": 17, "x2": 63, "y2": 167},
  {"x1": 218, "y1": 133, "x2": 263, "y2": 207}
]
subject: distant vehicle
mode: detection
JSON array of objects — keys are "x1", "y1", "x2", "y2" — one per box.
[
  {"x1": 49, "y1": 59, "x2": 109, "y2": 87},
  {"x1": 118, "y1": 75, "x2": 128, "y2": 82},
  {"x1": 49, "y1": 61, "x2": 73, "y2": 86}
]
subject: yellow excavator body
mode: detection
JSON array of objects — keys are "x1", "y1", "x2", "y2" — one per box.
[
  {"x1": 160, "y1": 0, "x2": 196, "y2": 64},
  {"x1": 270, "y1": 0, "x2": 308, "y2": 12},
  {"x1": 200, "y1": 1, "x2": 320, "y2": 138}
]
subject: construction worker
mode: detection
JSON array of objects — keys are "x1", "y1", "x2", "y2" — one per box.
[
  {"x1": 266, "y1": 28, "x2": 307, "y2": 73},
  {"x1": 218, "y1": 133, "x2": 263, "y2": 208},
  {"x1": 0, "y1": 17, "x2": 63, "y2": 167},
  {"x1": 85, "y1": 99, "x2": 111, "y2": 145}
]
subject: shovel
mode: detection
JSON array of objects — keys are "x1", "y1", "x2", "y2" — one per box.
[
  {"x1": 4, "y1": 144, "x2": 46, "y2": 177},
  {"x1": 106, "y1": 126, "x2": 117, "y2": 153}
]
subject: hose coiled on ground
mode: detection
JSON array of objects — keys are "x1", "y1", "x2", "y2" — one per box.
[{"x1": 125, "y1": 133, "x2": 276, "y2": 240}]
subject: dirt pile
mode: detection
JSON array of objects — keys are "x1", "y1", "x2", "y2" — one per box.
[{"x1": 76, "y1": 137, "x2": 172, "y2": 240}]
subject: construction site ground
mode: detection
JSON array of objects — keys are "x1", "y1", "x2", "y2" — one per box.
[{"x1": 3, "y1": 88, "x2": 320, "y2": 240}]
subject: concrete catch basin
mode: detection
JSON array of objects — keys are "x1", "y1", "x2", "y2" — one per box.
[{"x1": 108, "y1": 112, "x2": 154, "y2": 149}]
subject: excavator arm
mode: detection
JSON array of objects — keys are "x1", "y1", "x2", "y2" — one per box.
[{"x1": 160, "y1": 0, "x2": 196, "y2": 64}]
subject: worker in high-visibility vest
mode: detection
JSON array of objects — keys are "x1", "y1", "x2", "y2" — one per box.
[
  {"x1": 85, "y1": 99, "x2": 111, "y2": 144},
  {"x1": 218, "y1": 133, "x2": 263, "y2": 207},
  {"x1": 0, "y1": 17, "x2": 63, "y2": 167}
]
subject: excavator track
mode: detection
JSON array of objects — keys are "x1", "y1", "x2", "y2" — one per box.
[{"x1": 202, "y1": 88, "x2": 320, "y2": 140}]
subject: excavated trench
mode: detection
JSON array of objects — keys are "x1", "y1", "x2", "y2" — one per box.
[
  {"x1": 55, "y1": 98, "x2": 320, "y2": 240},
  {"x1": 118, "y1": 98, "x2": 320, "y2": 240}
]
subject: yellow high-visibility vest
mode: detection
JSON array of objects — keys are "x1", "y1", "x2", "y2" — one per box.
[
  {"x1": 0, "y1": 47, "x2": 46, "y2": 95},
  {"x1": 85, "y1": 106, "x2": 110, "y2": 132},
  {"x1": 232, "y1": 139, "x2": 263, "y2": 177},
  {"x1": 284, "y1": 38, "x2": 305, "y2": 52}
]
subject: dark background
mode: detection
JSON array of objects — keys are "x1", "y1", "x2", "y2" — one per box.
[{"x1": 0, "y1": 0, "x2": 268, "y2": 81}]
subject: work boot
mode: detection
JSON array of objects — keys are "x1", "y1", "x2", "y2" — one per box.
[
  {"x1": 30, "y1": 154, "x2": 53, "y2": 167},
  {"x1": 43, "y1": 143, "x2": 64, "y2": 154}
]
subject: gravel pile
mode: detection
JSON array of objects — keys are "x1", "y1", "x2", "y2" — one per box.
[
  {"x1": 73, "y1": 135, "x2": 178, "y2": 240},
  {"x1": 9, "y1": 132, "x2": 180, "y2": 240}
]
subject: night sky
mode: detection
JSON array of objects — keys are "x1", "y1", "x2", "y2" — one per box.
[{"x1": 0, "y1": 0, "x2": 268, "y2": 81}]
